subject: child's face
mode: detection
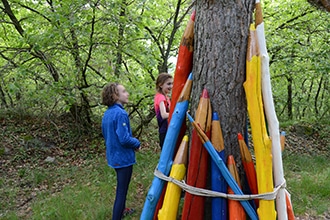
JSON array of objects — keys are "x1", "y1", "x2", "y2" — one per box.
[
  {"x1": 116, "y1": 84, "x2": 129, "y2": 105},
  {"x1": 161, "y1": 78, "x2": 173, "y2": 95}
]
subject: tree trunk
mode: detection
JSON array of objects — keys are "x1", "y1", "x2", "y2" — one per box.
[
  {"x1": 0, "y1": 85, "x2": 8, "y2": 108},
  {"x1": 314, "y1": 75, "x2": 324, "y2": 115},
  {"x1": 287, "y1": 75, "x2": 293, "y2": 120},
  {"x1": 308, "y1": 0, "x2": 330, "y2": 12},
  {"x1": 193, "y1": 0, "x2": 254, "y2": 169}
]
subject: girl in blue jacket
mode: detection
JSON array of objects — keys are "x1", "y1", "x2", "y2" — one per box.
[{"x1": 101, "y1": 82, "x2": 140, "y2": 220}]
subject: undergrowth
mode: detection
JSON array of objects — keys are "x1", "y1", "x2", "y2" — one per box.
[{"x1": 1, "y1": 113, "x2": 329, "y2": 219}]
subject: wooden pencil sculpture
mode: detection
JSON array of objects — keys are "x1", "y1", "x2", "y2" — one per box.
[
  {"x1": 238, "y1": 132, "x2": 259, "y2": 207},
  {"x1": 255, "y1": 1, "x2": 291, "y2": 219},
  {"x1": 286, "y1": 191, "x2": 295, "y2": 220},
  {"x1": 167, "y1": 10, "x2": 195, "y2": 153},
  {"x1": 243, "y1": 23, "x2": 276, "y2": 220},
  {"x1": 280, "y1": 131, "x2": 286, "y2": 152},
  {"x1": 141, "y1": 73, "x2": 193, "y2": 219},
  {"x1": 227, "y1": 155, "x2": 246, "y2": 220},
  {"x1": 168, "y1": 11, "x2": 195, "y2": 122},
  {"x1": 210, "y1": 112, "x2": 227, "y2": 220},
  {"x1": 186, "y1": 112, "x2": 258, "y2": 220},
  {"x1": 182, "y1": 88, "x2": 212, "y2": 220},
  {"x1": 158, "y1": 135, "x2": 189, "y2": 220},
  {"x1": 154, "y1": 11, "x2": 195, "y2": 218},
  {"x1": 279, "y1": 131, "x2": 295, "y2": 219}
]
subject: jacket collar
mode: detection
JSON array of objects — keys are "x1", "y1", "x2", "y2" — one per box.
[{"x1": 110, "y1": 103, "x2": 124, "y2": 109}]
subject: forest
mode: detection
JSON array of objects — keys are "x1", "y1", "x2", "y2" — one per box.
[
  {"x1": 0, "y1": 0, "x2": 328, "y2": 129},
  {"x1": 0, "y1": 0, "x2": 329, "y2": 219}
]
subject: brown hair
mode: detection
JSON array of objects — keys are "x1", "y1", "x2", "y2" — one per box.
[
  {"x1": 156, "y1": 72, "x2": 173, "y2": 93},
  {"x1": 101, "y1": 82, "x2": 119, "y2": 106}
]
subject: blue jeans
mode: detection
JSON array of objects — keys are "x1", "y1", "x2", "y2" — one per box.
[{"x1": 112, "y1": 165, "x2": 133, "y2": 220}]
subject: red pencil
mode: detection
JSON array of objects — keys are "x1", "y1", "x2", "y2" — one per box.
[
  {"x1": 182, "y1": 88, "x2": 212, "y2": 220},
  {"x1": 238, "y1": 132, "x2": 259, "y2": 207}
]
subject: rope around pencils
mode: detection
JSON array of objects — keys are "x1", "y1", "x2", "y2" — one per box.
[{"x1": 154, "y1": 168, "x2": 286, "y2": 201}]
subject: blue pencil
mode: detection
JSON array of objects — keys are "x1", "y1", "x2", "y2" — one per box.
[
  {"x1": 211, "y1": 112, "x2": 227, "y2": 220},
  {"x1": 141, "y1": 73, "x2": 193, "y2": 219}
]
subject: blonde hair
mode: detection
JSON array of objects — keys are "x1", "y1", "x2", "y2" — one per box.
[{"x1": 101, "y1": 82, "x2": 119, "y2": 106}]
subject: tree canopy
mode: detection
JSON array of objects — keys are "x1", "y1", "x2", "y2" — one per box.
[{"x1": 0, "y1": 0, "x2": 329, "y2": 133}]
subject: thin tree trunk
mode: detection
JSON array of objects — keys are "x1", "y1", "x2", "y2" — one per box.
[
  {"x1": 114, "y1": 0, "x2": 126, "y2": 76},
  {"x1": 287, "y1": 75, "x2": 293, "y2": 120},
  {"x1": 0, "y1": 84, "x2": 8, "y2": 108},
  {"x1": 301, "y1": 78, "x2": 311, "y2": 118},
  {"x1": 314, "y1": 75, "x2": 324, "y2": 115}
]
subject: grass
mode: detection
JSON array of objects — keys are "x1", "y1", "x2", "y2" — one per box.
[
  {"x1": 28, "y1": 150, "x2": 160, "y2": 220},
  {"x1": 283, "y1": 153, "x2": 330, "y2": 216},
  {"x1": 1, "y1": 116, "x2": 329, "y2": 219},
  {"x1": 1, "y1": 147, "x2": 160, "y2": 220},
  {"x1": 2, "y1": 149, "x2": 329, "y2": 219}
]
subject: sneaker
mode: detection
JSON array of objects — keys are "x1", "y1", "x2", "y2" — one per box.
[{"x1": 122, "y1": 208, "x2": 135, "y2": 218}]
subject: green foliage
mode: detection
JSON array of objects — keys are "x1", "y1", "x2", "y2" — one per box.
[
  {"x1": 1, "y1": 0, "x2": 328, "y2": 129},
  {"x1": 0, "y1": 0, "x2": 190, "y2": 127},
  {"x1": 264, "y1": 0, "x2": 330, "y2": 122}
]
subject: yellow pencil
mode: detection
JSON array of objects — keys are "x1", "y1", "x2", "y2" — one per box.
[{"x1": 158, "y1": 135, "x2": 189, "y2": 220}]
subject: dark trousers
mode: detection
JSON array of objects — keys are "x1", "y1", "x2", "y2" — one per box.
[
  {"x1": 112, "y1": 165, "x2": 133, "y2": 220},
  {"x1": 159, "y1": 132, "x2": 166, "y2": 150}
]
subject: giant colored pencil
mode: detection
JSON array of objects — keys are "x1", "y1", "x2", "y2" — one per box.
[
  {"x1": 141, "y1": 73, "x2": 193, "y2": 219},
  {"x1": 153, "y1": 13, "x2": 195, "y2": 217},
  {"x1": 255, "y1": 1, "x2": 287, "y2": 219},
  {"x1": 227, "y1": 155, "x2": 246, "y2": 220},
  {"x1": 169, "y1": 10, "x2": 195, "y2": 123},
  {"x1": 167, "y1": 10, "x2": 195, "y2": 155},
  {"x1": 158, "y1": 135, "x2": 189, "y2": 220},
  {"x1": 182, "y1": 88, "x2": 212, "y2": 220},
  {"x1": 285, "y1": 190, "x2": 295, "y2": 220},
  {"x1": 238, "y1": 132, "x2": 259, "y2": 207},
  {"x1": 186, "y1": 113, "x2": 258, "y2": 220},
  {"x1": 280, "y1": 131, "x2": 286, "y2": 152},
  {"x1": 210, "y1": 112, "x2": 227, "y2": 220},
  {"x1": 280, "y1": 132, "x2": 295, "y2": 219},
  {"x1": 244, "y1": 23, "x2": 276, "y2": 220}
]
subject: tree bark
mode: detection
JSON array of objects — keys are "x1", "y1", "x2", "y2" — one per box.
[
  {"x1": 308, "y1": 0, "x2": 330, "y2": 12},
  {"x1": 193, "y1": 0, "x2": 254, "y2": 168}
]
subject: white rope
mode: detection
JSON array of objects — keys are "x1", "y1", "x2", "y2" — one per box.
[{"x1": 154, "y1": 168, "x2": 286, "y2": 201}]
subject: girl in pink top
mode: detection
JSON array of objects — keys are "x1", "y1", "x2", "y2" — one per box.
[{"x1": 154, "y1": 73, "x2": 173, "y2": 149}]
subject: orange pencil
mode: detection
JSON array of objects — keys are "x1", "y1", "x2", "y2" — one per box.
[{"x1": 227, "y1": 155, "x2": 246, "y2": 220}]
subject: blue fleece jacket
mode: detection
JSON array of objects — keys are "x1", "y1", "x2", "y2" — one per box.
[{"x1": 102, "y1": 103, "x2": 140, "y2": 168}]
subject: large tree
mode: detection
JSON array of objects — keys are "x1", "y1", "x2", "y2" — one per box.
[{"x1": 191, "y1": 0, "x2": 254, "y2": 168}]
